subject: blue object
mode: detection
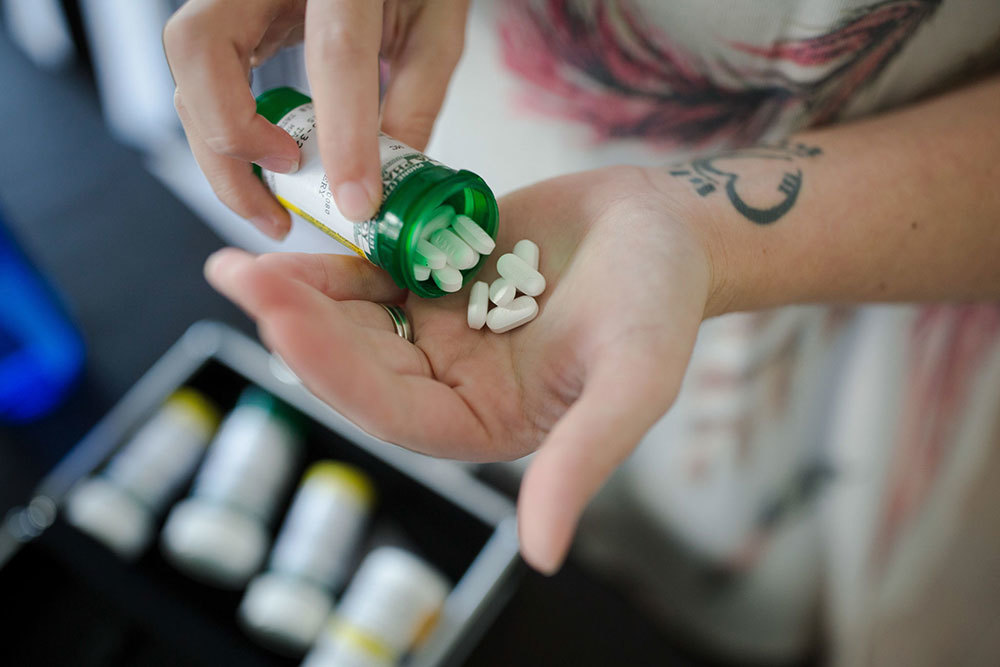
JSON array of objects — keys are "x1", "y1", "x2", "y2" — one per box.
[{"x1": 0, "y1": 209, "x2": 85, "y2": 422}]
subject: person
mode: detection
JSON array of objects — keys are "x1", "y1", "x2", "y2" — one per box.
[{"x1": 164, "y1": 1, "x2": 1000, "y2": 662}]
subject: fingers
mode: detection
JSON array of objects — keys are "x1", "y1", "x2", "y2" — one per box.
[
  {"x1": 517, "y1": 345, "x2": 683, "y2": 574},
  {"x1": 379, "y1": 2, "x2": 469, "y2": 151},
  {"x1": 164, "y1": 0, "x2": 301, "y2": 229},
  {"x1": 248, "y1": 252, "x2": 407, "y2": 303},
  {"x1": 179, "y1": 94, "x2": 292, "y2": 238},
  {"x1": 305, "y1": 0, "x2": 384, "y2": 221}
]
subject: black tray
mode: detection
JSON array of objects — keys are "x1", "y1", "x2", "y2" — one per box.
[{"x1": 0, "y1": 321, "x2": 522, "y2": 667}]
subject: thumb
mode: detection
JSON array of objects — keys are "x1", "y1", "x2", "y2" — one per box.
[{"x1": 517, "y1": 345, "x2": 682, "y2": 575}]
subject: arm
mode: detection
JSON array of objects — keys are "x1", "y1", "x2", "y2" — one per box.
[{"x1": 665, "y1": 74, "x2": 1000, "y2": 317}]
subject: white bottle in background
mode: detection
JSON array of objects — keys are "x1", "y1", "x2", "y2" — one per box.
[
  {"x1": 161, "y1": 386, "x2": 302, "y2": 588},
  {"x1": 302, "y1": 547, "x2": 450, "y2": 667},
  {"x1": 240, "y1": 461, "x2": 376, "y2": 653},
  {"x1": 65, "y1": 388, "x2": 219, "y2": 559}
]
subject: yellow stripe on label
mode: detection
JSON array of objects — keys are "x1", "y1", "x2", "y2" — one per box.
[
  {"x1": 275, "y1": 194, "x2": 366, "y2": 259},
  {"x1": 167, "y1": 388, "x2": 220, "y2": 434},
  {"x1": 304, "y1": 461, "x2": 376, "y2": 507},
  {"x1": 328, "y1": 617, "x2": 395, "y2": 661}
]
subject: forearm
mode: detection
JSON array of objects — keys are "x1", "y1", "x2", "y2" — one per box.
[{"x1": 660, "y1": 74, "x2": 1000, "y2": 317}]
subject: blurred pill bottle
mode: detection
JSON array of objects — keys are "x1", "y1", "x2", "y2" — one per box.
[
  {"x1": 302, "y1": 546, "x2": 450, "y2": 667},
  {"x1": 161, "y1": 386, "x2": 303, "y2": 588},
  {"x1": 65, "y1": 388, "x2": 220, "y2": 559},
  {"x1": 240, "y1": 461, "x2": 376, "y2": 653}
]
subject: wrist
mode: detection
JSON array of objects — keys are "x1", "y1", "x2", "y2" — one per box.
[{"x1": 641, "y1": 166, "x2": 735, "y2": 319}]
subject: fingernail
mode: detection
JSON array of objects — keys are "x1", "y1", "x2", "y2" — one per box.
[
  {"x1": 255, "y1": 157, "x2": 299, "y2": 174},
  {"x1": 251, "y1": 215, "x2": 289, "y2": 240},
  {"x1": 204, "y1": 248, "x2": 244, "y2": 284},
  {"x1": 334, "y1": 180, "x2": 378, "y2": 221}
]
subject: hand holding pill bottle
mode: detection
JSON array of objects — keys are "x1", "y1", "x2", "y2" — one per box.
[
  {"x1": 254, "y1": 88, "x2": 499, "y2": 297},
  {"x1": 163, "y1": 0, "x2": 471, "y2": 238}
]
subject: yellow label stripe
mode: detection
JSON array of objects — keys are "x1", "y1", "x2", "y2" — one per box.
[{"x1": 275, "y1": 195, "x2": 366, "y2": 259}]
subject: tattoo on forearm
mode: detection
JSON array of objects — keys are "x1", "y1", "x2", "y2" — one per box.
[{"x1": 668, "y1": 141, "x2": 822, "y2": 225}]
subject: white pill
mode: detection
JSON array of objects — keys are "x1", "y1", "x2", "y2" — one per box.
[
  {"x1": 496, "y1": 253, "x2": 546, "y2": 297},
  {"x1": 430, "y1": 229, "x2": 478, "y2": 270},
  {"x1": 489, "y1": 278, "x2": 516, "y2": 307},
  {"x1": 487, "y1": 296, "x2": 538, "y2": 333},
  {"x1": 467, "y1": 281, "x2": 488, "y2": 330},
  {"x1": 432, "y1": 266, "x2": 463, "y2": 293},
  {"x1": 415, "y1": 239, "x2": 447, "y2": 269},
  {"x1": 420, "y1": 206, "x2": 455, "y2": 239},
  {"x1": 413, "y1": 263, "x2": 431, "y2": 282},
  {"x1": 451, "y1": 215, "x2": 496, "y2": 255},
  {"x1": 513, "y1": 239, "x2": 540, "y2": 270}
]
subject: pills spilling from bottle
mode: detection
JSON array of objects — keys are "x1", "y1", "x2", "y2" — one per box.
[{"x1": 467, "y1": 238, "x2": 544, "y2": 334}]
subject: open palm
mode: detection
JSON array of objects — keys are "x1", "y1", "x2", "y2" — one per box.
[{"x1": 207, "y1": 166, "x2": 712, "y2": 571}]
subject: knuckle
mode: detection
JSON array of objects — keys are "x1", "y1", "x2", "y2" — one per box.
[
  {"x1": 162, "y1": 12, "x2": 198, "y2": 59},
  {"x1": 211, "y1": 179, "x2": 254, "y2": 217},
  {"x1": 388, "y1": 109, "x2": 438, "y2": 146},
  {"x1": 308, "y1": 22, "x2": 367, "y2": 62},
  {"x1": 202, "y1": 126, "x2": 250, "y2": 157}
]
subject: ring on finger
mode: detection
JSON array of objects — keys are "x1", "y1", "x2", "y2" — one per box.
[{"x1": 378, "y1": 303, "x2": 413, "y2": 343}]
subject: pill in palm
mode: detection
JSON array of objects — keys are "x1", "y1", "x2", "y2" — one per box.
[
  {"x1": 489, "y1": 278, "x2": 515, "y2": 307},
  {"x1": 420, "y1": 206, "x2": 455, "y2": 240},
  {"x1": 467, "y1": 281, "x2": 488, "y2": 330},
  {"x1": 487, "y1": 295, "x2": 539, "y2": 333},
  {"x1": 512, "y1": 239, "x2": 539, "y2": 270},
  {"x1": 430, "y1": 229, "x2": 478, "y2": 270},
  {"x1": 432, "y1": 266, "x2": 463, "y2": 293},
  {"x1": 496, "y1": 253, "x2": 546, "y2": 297},
  {"x1": 451, "y1": 215, "x2": 496, "y2": 255},
  {"x1": 413, "y1": 264, "x2": 431, "y2": 282},
  {"x1": 415, "y1": 240, "x2": 447, "y2": 269}
]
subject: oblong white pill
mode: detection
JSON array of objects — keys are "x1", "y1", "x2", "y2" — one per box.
[
  {"x1": 467, "y1": 281, "x2": 488, "y2": 330},
  {"x1": 432, "y1": 266, "x2": 463, "y2": 293},
  {"x1": 496, "y1": 253, "x2": 546, "y2": 297},
  {"x1": 430, "y1": 229, "x2": 478, "y2": 270},
  {"x1": 420, "y1": 206, "x2": 455, "y2": 239},
  {"x1": 413, "y1": 264, "x2": 431, "y2": 282},
  {"x1": 489, "y1": 278, "x2": 515, "y2": 307},
  {"x1": 513, "y1": 239, "x2": 540, "y2": 270},
  {"x1": 487, "y1": 296, "x2": 538, "y2": 333},
  {"x1": 415, "y1": 239, "x2": 447, "y2": 269},
  {"x1": 451, "y1": 215, "x2": 496, "y2": 255}
]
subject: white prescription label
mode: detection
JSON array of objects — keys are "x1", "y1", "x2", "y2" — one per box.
[{"x1": 264, "y1": 103, "x2": 438, "y2": 260}]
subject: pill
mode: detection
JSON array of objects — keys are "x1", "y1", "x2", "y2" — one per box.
[
  {"x1": 487, "y1": 296, "x2": 538, "y2": 333},
  {"x1": 467, "y1": 281, "x2": 488, "y2": 330},
  {"x1": 420, "y1": 206, "x2": 455, "y2": 239},
  {"x1": 513, "y1": 239, "x2": 540, "y2": 270},
  {"x1": 451, "y1": 215, "x2": 496, "y2": 255},
  {"x1": 489, "y1": 278, "x2": 515, "y2": 307},
  {"x1": 413, "y1": 264, "x2": 431, "y2": 282},
  {"x1": 432, "y1": 266, "x2": 463, "y2": 293},
  {"x1": 496, "y1": 253, "x2": 546, "y2": 297},
  {"x1": 415, "y1": 240, "x2": 447, "y2": 269},
  {"x1": 430, "y1": 229, "x2": 478, "y2": 270}
]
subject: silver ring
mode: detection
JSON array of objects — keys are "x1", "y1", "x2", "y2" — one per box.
[{"x1": 379, "y1": 303, "x2": 413, "y2": 342}]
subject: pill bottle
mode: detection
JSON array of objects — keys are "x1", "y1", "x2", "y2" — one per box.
[
  {"x1": 65, "y1": 388, "x2": 219, "y2": 559},
  {"x1": 255, "y1": 87, "x2": 499, "y2": 298},
  {"x1": 240, "y1": 461, "x2": 375, "y2": 653},
  {"x1": 302, "y1": 547, "x2": 450, "y2": 667},
  {"x1": 161, "y1": 386, "x2": 302, "y2": 588}
]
